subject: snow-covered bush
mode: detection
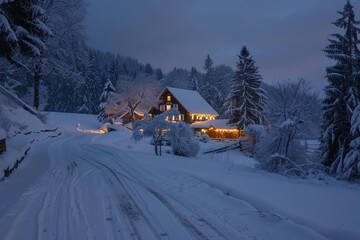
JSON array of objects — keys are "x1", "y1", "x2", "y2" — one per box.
[
  {"x1": 245, "y1": 124, "x2": 266, "y2": 143},
  {"x1": 167, "y1": 121, "x2": 200, "y2": 157},
  {"x1": 133, "y1": 109, "x2": 179, "y2": 156},
  {"x1": 199, "y1": 134, "x2": 210, "y2": 143},
  {"x1": 133, "y1": 109, "x2": 199, "y2": 157},
  {"x1": 256, "y1": 79, "x2": 321, "y2": 177},
  {"x1": 243, "y1": 124, "x2": 266, "y2": 155}
]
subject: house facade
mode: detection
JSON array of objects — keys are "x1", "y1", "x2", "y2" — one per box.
[
  {"x1": 149, "y1": 87, "x2": 240, "y2": 139},
  {"x1": 149, "y1": 87, "x2": 218, "y2": 123}
]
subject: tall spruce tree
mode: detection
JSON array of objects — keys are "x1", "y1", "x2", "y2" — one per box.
[
  {"x1": 223, "y1": 46, "x2": 267, "y2": 129},
  {"x1": 343, "y1": 104, "x2": 360, "y2": 180},
  {"x1": 200, "y1": 54, "x2": 218, "y2": 107},
  {"x1": 76, "y1": 51, "x2": 102, "y2": 114},
  {"x1": 321, "y1": 0, "x2": 360, "y2": 177},
  {"x1": 98, "y1": 79, "x2": 116, "y2": 123},
  {"x1": 188, "y1": 67, "x2": 200, "y2": 92}
]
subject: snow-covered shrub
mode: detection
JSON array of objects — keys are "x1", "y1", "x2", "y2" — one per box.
[
  {"x1": 133, "y1": 109, "x2": 180, "y2": 156},
  {"x1": 133, "y1": 109, "x2": 199, "y2": 157},
  {"x1": 199, "y1": 134, "x2": 210, "y2": 143},
  {"x1": 256, "y1": 80, "x2": 322, "y2": 177},
  {"x1": 245, "y1": 124, "x2": 266, "y2": 143},
  {"x1": 244, "y1": 124, "x2": 266, "y2": 156},
  {"x1": 168, "y1": 121, "x2": 200, "y2": 157}
]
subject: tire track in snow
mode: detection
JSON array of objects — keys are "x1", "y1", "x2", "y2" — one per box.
[
  {"x1": 70, "y1": 139, "x2": 163, "y2": 240},
  {"x1": 80, "y1": 154, "x2": 163, "y2": 239},
  {"x1": 36, "y1": 134, "x2": 94, "y2": 240},
  {"x1": 82, "y1": 143, "x2": 231, "y2": 240}
]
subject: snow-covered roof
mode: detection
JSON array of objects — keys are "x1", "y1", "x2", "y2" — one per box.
[
  {"x1": 164, "y1": 87, "x2": 218, "y2": 115},
  {"x1": 118, "y1": 109, "x2": 146, "y2": 119},
  {"x1": 190, "y1": 119, "x2": 237, "y2": 129},
  {"x1": 0, "y1": 128, "x2": 6, "y2": 139}
]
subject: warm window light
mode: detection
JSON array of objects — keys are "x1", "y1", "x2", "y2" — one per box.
[{"x1": 215, "y1": 129, "x2": 239, "y2": 132}]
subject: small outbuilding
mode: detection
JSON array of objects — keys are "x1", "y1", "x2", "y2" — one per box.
[
  {"x1": 190, "y1": 119, "x2": 243, "y2": 140},
  {"x1": 0, "y1": 128, "x2": 6, "y2": 154},
  {"x1": 118, "y1": 110, "x2": 146, "y2": 125}
]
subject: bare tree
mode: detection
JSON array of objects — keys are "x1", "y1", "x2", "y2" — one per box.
[
  {"x1": 257, "y1": 79, "x2": 322, "y2": 176},
  {"x1": 115, "y1": 73, "x2": 161, "y2": 123}
]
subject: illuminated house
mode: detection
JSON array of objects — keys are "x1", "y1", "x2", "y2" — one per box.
[{"x1": 149, "y1": 87, "x2": 240, "y2": 139}]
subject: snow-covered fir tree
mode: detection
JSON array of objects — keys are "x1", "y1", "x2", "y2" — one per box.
[
  {"x1": 321, "y1": 0, "x2": 360, "y2": 178},
  {"x1": 155, "y1": 68, "x2": 163, "y2": 81},
  {"x1": 98, "y1": 79, "x2": 116, "y2": 123},
  {"x1": 0, "y1": 0, "x2": 53, "y2": 109},
  {"x1": 343, "y1": 104, "x2": 360, "y2": 180},
  {"x1": 109, "y1": 60, "x2": 119, "y2": 87},
  {"x1": 188, "y1": 67, "x2": 200, "y2": 92},
  {"x1": 0, "y1": 0, "x2": 52, "y2": 63},
  {"x1": 76, "y1": 51, "x2": 102, "y2": 114},
  {"x1": 223, "y1": 46, "x2": 267, "y2": 129},
  {"x1": 200, "y1": 54, "x2": 218, "y2": 108}
]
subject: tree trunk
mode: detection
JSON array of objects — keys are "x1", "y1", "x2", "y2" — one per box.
[
  {"x1": 159, "y1": 140, "x2": 162, "y2": 156},
  {"x1": 34, "y1": 63, "x2": 41, "y2": 110}
]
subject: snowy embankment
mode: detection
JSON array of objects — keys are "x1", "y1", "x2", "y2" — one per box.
[
  {"x1": 0, "y1": 112, "x2": 359, "y2": 240},
  {"x1": 0, "y1": 94, "x2": 60, "y2": 180}
]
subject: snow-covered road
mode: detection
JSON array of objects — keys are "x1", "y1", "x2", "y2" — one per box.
[{"x1": 0, "y1": 113, "x2": 359, "y2": 240}]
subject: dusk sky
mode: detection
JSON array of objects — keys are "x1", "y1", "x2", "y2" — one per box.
[{"x1": 85, "y1": 0, "x2": 360, "y2": 92}]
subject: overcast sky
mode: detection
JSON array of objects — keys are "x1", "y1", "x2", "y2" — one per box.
[{"x1": 85, "y1": 0, "x2": 359, "y2": 92}]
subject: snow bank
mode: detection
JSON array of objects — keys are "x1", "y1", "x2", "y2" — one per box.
[
  {"x1": 0, "y1": 128, "x2": 5, "y2": 139},
  {"x1": 0, "y1": 92, "x2": 56, "y2": 180}
]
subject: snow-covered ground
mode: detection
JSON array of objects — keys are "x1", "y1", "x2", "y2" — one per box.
[{"x1": 0, "y1": 112, "x2": 359, "y2": 240}]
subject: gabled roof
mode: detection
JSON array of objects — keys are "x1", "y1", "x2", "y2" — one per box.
[
  {"x1": 118, "y1": 109, "x2": 146, "y2": 119},
  {"x1": 190, "y1": 119, "x2": 238, "y2": 129},
  {"x1": 162, "y1": 87, "x2": 218, "y2": 115}
]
